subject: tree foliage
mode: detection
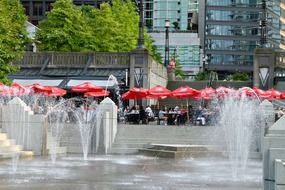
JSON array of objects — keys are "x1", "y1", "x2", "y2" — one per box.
[
  {"x1": 0, "y1": 0, "x2": 29, "y2": 84},
  {"x1": 195, "y1": 71, "x2": 208, "y2": 81},
  {"x1": 144, "y1": 33, "x2": 162, "y2": 63},
  {"x1": 36, "y1": 0, "x2": 90, "y2": 51},
  {"x1": 36, "y1": 0, "x2": 162, "y2": 62}
]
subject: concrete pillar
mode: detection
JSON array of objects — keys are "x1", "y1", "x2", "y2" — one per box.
[
  {"x1": 260, "y1": 100, "x2": 275, "y2": 151},
  {"x1": 98, "y1": 97, "x2": 117, "y2": 154},
  {"x1": 131, "y1": 48, "x2": 151, "y2": 107},
  {"x1": 263, "y1": 115, "x2": 285, "y2": 190},
  {"x1": 253, "y1": 48, "x2": 275, "y2": 90}
]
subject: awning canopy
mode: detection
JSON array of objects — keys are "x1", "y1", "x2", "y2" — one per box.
[
  {"x1": 13, "y1": 79, "x2": 63, "y2": 86},
  {"x1": 13, "y1": 79, "x2": 116, "y2": 88},
  {"x1": 67, "y1": 80, "x2": 116, "y2": 88}
]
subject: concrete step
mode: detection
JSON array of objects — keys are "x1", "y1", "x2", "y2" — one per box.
[
  {"x1": 0, "y1": 133, "x2": 8, "y2": 141},
  {"x1": 139, "y1": 148, "x2": 224, "y2": 158},
  {"x1": 0, "y1": 144, "x2": 22, "y2": 153},
  {"x1": 138, "y1": 144, "x2": 224, "y2": 158},
  {"x1": 0, "y1": 150, "x2": 33, "y2": 159},
  {"x1": 20, "y1": 150, "x2": 34, "y2": 157},
  {"x1": 111, "y1": 147, "x2": 140, "y2": 154},
  {"x1": 0, "y1": 139, "x2": 16, "y2": 147},
  {"x1": 47, "y1": 146, "x2": 67, "y2": 155},
  {"x1": 115, "y1": 140, "x2": 218, "y2": 144}
]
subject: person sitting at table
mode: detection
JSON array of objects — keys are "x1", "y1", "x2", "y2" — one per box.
[
  {"x1": 167, "y1": 107, "x2": 176, "y2": 125},
  {"x1": 145, "y1": 105, "x2": 154, "y2": 121},
  {"x1": 195, "y1": 106, "x2": 206, "y2": 126},
  {"x1": 139, "y1": 105, "x2": 148, "y2": 124},
  {"x1": 158, "y1": 108, "x2": 168, "y2": 125},
  {"x1": 129, "y1": 105, "x2": 138, "y2": 114}
]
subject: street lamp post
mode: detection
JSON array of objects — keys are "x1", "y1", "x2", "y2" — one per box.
[
  {"x1": 164, "y1": 19, "x2": 170, "y2": 68},
  {"x1": 137, "y1": 0, "x2": 144, "y2": 49}
]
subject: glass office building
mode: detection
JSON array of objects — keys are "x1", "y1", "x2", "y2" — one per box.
[
  {"x1": 199, "y1": 0, "x2": 264, "y2": 75},
  {"x1": 145, "y1": 0, "x2": 190, "y2": 31},
  {"x1": 146, "y1": 0, "x2": 201, "y2": 77},
  {"x1": 266, "y1": 0, "x2": 285, "y2": 50},
  {"x1": 150, "y1": 32, "x2": 200, "y2": 78}
]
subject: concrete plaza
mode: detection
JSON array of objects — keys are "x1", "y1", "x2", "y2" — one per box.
[{"x1": 0, "y1": 154, "x2": 261, "y2": 190}]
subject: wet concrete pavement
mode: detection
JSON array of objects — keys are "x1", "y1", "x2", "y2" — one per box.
[{"x1": 0, "y1": 155, "x2": 261, "y2": 190}]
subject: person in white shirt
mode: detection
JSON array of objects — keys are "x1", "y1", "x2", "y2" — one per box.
[{"x1": 145, "y1": 105, "x2": 154, "y2": 119}]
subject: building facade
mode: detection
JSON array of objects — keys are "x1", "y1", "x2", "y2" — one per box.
[
  {"x1": 266, "y1": 0, "x2": 285, "y2": 50},
  {"x1": 145, "y1": 0, "x2": 200, "y2": 78},
  {"x1": 199, "y1": 0, "x2": 264, "y2": 77},
  {"x1": 149, "y1": 32, "x2": 200, "y2": 78},
  {"x1": 145, "y1": 0, "x2": 198, "y2": 31}
]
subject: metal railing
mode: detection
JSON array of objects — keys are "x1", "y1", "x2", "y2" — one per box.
[{"x1": 13, "y1": 52, "x2": 131, "y2": 68}]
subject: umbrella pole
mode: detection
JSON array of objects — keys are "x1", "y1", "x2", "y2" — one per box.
[
  {"x1": 157, "y1": 100, "x2": 159, "y2": 110},
  {"x1": 187, "y1": 99, "x2": 190, "y2": 124}
]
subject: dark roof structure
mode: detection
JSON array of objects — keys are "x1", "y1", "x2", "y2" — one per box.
[{"x1": 9, "y1": 52, "x2": 129, "y2": 88}]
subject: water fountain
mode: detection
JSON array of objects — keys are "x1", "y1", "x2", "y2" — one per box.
[
  {"x1": 73, "y1": 100, "x2": 102, "y2": 160},
  {"x1": 107, "y1": 74, "x2": 123, "y2": 116},
  {"x1": 0, "y1": 85, "x2": 266, "y2": 189},
  {"x1": 216, "y1": 89, "x2": 262, "y2": 179},
  {"x1": 45, "y1": 99, "x2": 69, "y2": 165}
]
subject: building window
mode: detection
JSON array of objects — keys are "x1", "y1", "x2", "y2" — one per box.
[
  {"x1": 22, "y1": 2, "x2": 30, "y2": 16},
  {"x1": 33, "y1": 2, "x2": 43, "y2": 16},
  {"x1": 46, "y1": 2, "x2": 53, "y2": 12}
]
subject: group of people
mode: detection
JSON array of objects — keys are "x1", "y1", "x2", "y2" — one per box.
[
  {"x1": 158, "y1": 106, "x2": 187, "y2": 125},
  {"x1": 123, "y1": 105, "x2": 154, "y2": 124},
  {"x1": 120, "y1": 104, "x2": 218, "y2": 126}
]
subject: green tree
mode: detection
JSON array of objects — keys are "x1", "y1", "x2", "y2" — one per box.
[
  {"x1": 36, "y1": 0, "x2": 90, "y2": 51},
  {"x1": 36, "y1": 0, "x2": 162, "y2": 63},
  {"x1": 111, "y1": 0, "x2": 139, "y2": 51},
  {"x1": 144, "y1": 33, "x2": 162, "y2": 63},
  {"x1": 172, "y1": 21, "x2": 180, "y2": 30},
  {"x1": 0, "y1": 0, "x2": 29, "y2": 84},
  {"x1": 195, "y1": 71, "x2": 208, "y2": 81},
  {"x1": 232, "y1": 72, "x2": 249, "y2": 81},
  {"x1": 90, "y1": 3, "x2": 119, "y2": 52}
]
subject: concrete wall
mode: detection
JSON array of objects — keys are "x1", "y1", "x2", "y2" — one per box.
[{"x1": 263, "y1": 114, "x2": 285, "y2": 190}]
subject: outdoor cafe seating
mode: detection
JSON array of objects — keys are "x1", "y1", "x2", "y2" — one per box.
[{"x1": 126, "y1": 112, "x2": 140, "y2": 124}]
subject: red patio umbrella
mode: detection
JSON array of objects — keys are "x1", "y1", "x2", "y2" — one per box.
[
  {"x1": 215, "y1": 86, "x2": 233, "y2": 99},
  {"x1": 71, "y1": 82, "x2": 103, "y2": 93},
  {"x1": 122, "y1": 87, "x2": 148, "y2": 100},
  {"x1": 171, "y1": 86, "x2": 199, "y2": 99},
  {"x1": 147, "y1": 85, "x2": 171, "y2": 99},
  {"x1": 29, "y1": 84, "x2": 66, "y2": 96},
  {"x1": 280, "y1": 92, "x2": 285, "y2": 99},
  {"x1": 265, "y1": 88, "x2": 281, "y2": 99},
  {"x1": 194, "y1": 87, "x2": 216, "y2": 100},
  {"x1": 84, "y1": 90, "x2": 110, "y2": 97},
  {"x1": 253, "y1": 87, "x2": 269, "y2": 99},
  {"x1": 171, "y1": 86, "x2": 200, "y2": 122},
  {"x1": 0, "y1": 83, "x2": 30, "y2": 96}
]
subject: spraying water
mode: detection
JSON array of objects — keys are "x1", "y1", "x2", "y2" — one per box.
[
  {"x1": 107, "y1": 75, "x2": 123, "y2": 107},
  {"x1": 217, "y1": 90, "x2": 261, "y2": 179},
  {"x1": 46, "y1": 99, "x2": 68, "y2": 165},
  {"x1": 73, "y1": 100, "x2": 102, "y2": 160}
]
